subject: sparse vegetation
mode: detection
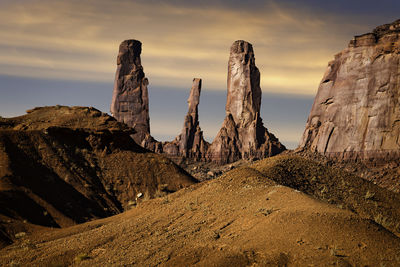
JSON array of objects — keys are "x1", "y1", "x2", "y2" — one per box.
[
  {"x1": 14, "y1": 232, "x2": 26, "y2": 239},
  {"x1": 21, "y1": 239, "x2": 37, "y2": 250},
  {"x1": 154, "y1": 183, "x2": 169, "y2": 198},
  {"x1": 251, "y1": 154, "x2": 400, "y2": 236},
  {"x1": 365, "y1": 190, "x2": 375, "y2": 200},
  {"x1": 374, "y1": 213, "x2": 391, "y2": 229},
  {"x1": 127, "y1": 200, "x2": 136, "y2": 209},
  {"x1": 258, "y1": 208, "x2": 274, "y2": 216},
  {"x1": 161, "y1": 196, "x2": 170, "y2": 204},
  {"x1": 9, "y1": 260, "x2": 20, "y2": 267},
  {"x1": 330, "y1": 245, "x2": 347, "y2": 257},
  {"x1": 330, "y1": 245, "x2": 338, "y2": 256},
  {"x1": 74, "y1": 253, "x2": 90, "y2": 262},
  {"x1": 320, "y1": 185, "x2": 328, "y2": 195}
]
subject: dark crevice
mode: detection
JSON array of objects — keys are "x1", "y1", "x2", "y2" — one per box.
[{"x1": 324, "y1": 127, "x2": 335, "y2": 154}]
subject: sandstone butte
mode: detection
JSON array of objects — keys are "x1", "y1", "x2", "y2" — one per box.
[
  {"x1": 299, "y1": 19, "x2": 400, "y2": 162},
  {"x1": 206, "y1": 40, "x2": 286, "y2": 164}
]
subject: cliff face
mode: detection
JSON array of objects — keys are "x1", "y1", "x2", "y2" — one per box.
[
  {"x1": 163, "y1": 78, "x2": 209, "y2": 160},
  {"x1": 110, "y1": 40, "x2": 150, "y2": 145},
  {"x1": 299, "y1": 20, "x2": 400, "y2": 161},
  {"x1": 207, "y1": 40, "x2": 285, "y2": 164}
]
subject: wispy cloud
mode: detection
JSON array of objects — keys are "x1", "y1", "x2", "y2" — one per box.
[{"x1": 0, "y1": 0, "x2": 384, "y2": 95}]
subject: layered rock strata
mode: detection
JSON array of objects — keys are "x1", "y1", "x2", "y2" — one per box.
[
  {"x1": 207, "y1": 40, "x2": 286, "y2": 164},
  {"x1": 299, "y1": 19, "x2": 400, "y2": 161},
  {"x1": 110, "y1": 39, "x2": 150, "y2": 145},
  {"x1": 163, "y1": 78, "x2": 209, "y2": 160}
]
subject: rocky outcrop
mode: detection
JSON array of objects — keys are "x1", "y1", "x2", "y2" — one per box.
[
  {"x1": 142, "y1": 133, "x2": 163, "y2": 153},
  {"x1": 110, "y1": 39, "x2": 150, "y2": 145},
  {"x1": 207, "y1": 40, "x2": 286, "y2": 164},
  {"x1": 163, "y1": 78, "x2": 209, "y2": 160},
  {"x1": 299, "y1": 19, "x2": 400, "y2": 161}
]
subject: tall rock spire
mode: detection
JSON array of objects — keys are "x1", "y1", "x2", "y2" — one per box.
[
  {"x1": 299, "y1": 19, "x2": 400, "y2": 162},
  {"x1": 207, "y1": 40, "x2": 285, "y2": 163},
  {"x1": 110, "y1": 39, "x2": 150, "y2": 145},
  {"x1": 163, "y1": 78, "x2": 209, "y2": 159}
]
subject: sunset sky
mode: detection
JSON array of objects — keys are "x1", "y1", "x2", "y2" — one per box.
[{"x1": 0, "y1": 0, "x2": 399, "y2": 148}]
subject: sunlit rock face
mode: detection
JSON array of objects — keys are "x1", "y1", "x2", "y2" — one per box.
[
  {"x1": 110, "y1": 39, "x2": 150, "y2": 145},
  {"x1": 163, "y1": 78, "x2": 209, "y2": 159},
  {"x1": 207, "y1": 40, "x2": 286, "y2": 164},
  {"x1": 299, "y1": 19, "x2": 400, "y2": 161}
]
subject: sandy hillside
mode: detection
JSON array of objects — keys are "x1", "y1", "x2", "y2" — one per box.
[
  {"x1": 1, "y1": 155, "x2": 399, "y2": 266},
  {"x1": 0, "y1": 106, "x2": 196, "y2": 248}
]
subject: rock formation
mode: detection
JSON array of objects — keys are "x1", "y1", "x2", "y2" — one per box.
[
  {"x1": 109, "y1": 39, "x2": 285, "y2": 164},
  {"x1": 163, "y1": 78, "x2": 209, "y2": 160},
  {"x1": 110, "y1": 39, "x2": 150, "y2": 145},
  {"x1": 207, "y1": 40, "x2": 286, "y2": 164},
  {"x1": 299, "y1": 19, "x2": 400, "y2": 161}
]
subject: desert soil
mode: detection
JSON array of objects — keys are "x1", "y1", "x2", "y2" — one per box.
[{"x1": 1, "y1": 155, "x2": 400, "y2": 266}]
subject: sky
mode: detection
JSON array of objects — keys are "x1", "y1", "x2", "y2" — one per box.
[{"x1": 0, "y1": 0, "x2": 399, "y2": 149}]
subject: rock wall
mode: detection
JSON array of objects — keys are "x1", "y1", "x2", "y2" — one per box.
[
  {"x1": 207, "y1": 40, "x2": 286, "y2": 164},
  {"x1": 299, "y1": 19, "x2": 400, "y2": 161},
  {"x1": 110, "y1": 39, "x2": 150, "y2": 145}
]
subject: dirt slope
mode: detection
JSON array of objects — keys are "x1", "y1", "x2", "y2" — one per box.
[
  {"x1": 294, "y1": 150, "x2": 400, "y2": 194},
  {"x1": 0, "y1": 106, "x2": 196, "y2": 247},
  {"x1": 1, "y1": 157, "x2": 399, "y2": 266},
  {"x1": 252, "y1": 154, "x2": 400, "y2": 236}
]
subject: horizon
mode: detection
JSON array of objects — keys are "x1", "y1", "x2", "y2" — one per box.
[{"x1": 0, "y1": 0, "x2": 399, "y2": 149}]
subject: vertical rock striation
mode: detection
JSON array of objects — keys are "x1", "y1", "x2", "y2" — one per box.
[
  {"x1": 207, "y1": 40, "x2": 286, "y2": 164},
  {"x1": 110, "y1": 39, "x2": 150, "y2": 145},
  {"x1": 299, "y1": 19, "x2": 400, "y2": 161},
  {"x1": 163, "y1": 78, "x2": 209, "y2": 159}
]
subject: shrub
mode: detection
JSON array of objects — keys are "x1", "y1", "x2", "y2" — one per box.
[
  {"x1": 365, "y1": 190, "x2": 375, "y2": 200},
  {"x1": 74, "y1": 253, "x2": 90, "y2": 262}
]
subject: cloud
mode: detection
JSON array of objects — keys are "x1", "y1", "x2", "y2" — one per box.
[{"x1": 0, "y1": 0, "x2": 389, "y2": 95}]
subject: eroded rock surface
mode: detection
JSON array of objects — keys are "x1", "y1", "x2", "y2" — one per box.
[
  {"x1": 207, "y1": 40, "x2": 285, "y2": 163},
  {"x1": 163, "y1": 78, "x2": 209, "y2": 160},
  {"x1": 110, "y1": 39, "x2": 150, "y2": 145},
  {"x1": 299, "y1": 19, "x2": 400, "y2": 161}
]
